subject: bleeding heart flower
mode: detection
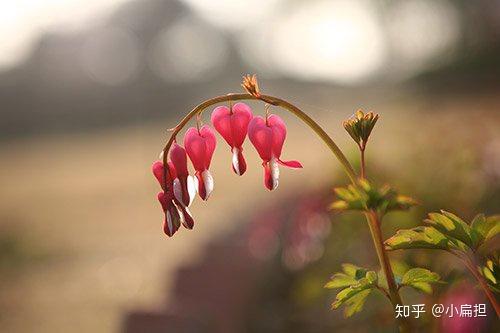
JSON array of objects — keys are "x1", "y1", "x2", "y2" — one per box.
[
  {"x1": 169, "y1": 143, "x2": 196, "y2": 207},
  {"x1": 248, "y1": 114, "x2": 302, "y2": 190},
  {"x1": 211, "y1": 102, "x2": 253, "y2": 175},
  {"x1": 152, "y1": 161, "x2": 195, "y2": 236},
  {"x1": 184, "y1": 125, "x2": 217, "y2": 200}
]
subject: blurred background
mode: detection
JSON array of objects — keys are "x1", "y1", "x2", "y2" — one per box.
[{"x1": 1, "y1": 0, "x2": 499, "y2": 332}]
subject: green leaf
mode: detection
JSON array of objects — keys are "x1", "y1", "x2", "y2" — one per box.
[
  {"x1": 328, "y1": 265, "x2": 379, "y2": 316},
  {"x1": 402, "y1": 268, "x2": 441, "y2": 285},
  {"x1": 400, "y1": 268, "x2": 441, "y2": 294},
  {"x1": 334, "y1": 187, "x2": 357, "y2": 202},
  {"x1": 484, "y1": 215, "x2": 500, "y2": 241},
  {"x1": 343, "y1": 289, "x2": 371, "y2": 317},
  {"x1": 325, "y1": 273, "x2": 357, "y2": 289},
  {"x1": 482, "y1": 266, "x2": 496, "y2": 284},
  {"x1": 410, "y1": 282, "x2": 432, "y2": 294},
  {"x1": 331, "y1": 282, "x2": 371, "y2": 309},
  {"x1": 425, "y1": 211, "x2": 472, "y2": 247},
  {"x1": 366, "y1": 271, "x2": 378, "y2": 284},
  {"x1": 342, "y1": 263, "x2": 366, "y2": 278},
  {"x1": 385, "y1": 226, "x2": 450, "y2": 251},
  {"x1": 330, "y1": 181, "x2": 415, "y2": 214},
  {"x1": 470, "y1": 214, "x2": 487, "y2": 248}
]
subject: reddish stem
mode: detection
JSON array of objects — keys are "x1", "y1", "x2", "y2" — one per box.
[{"x1": 463, "y1": 255, "x2": 500, "y2": 317}]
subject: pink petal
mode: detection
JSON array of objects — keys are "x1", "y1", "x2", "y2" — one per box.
[
  {"x1": 248, "y1": 116, "x2": 273, "y2": 161},
  {"x1": 152, "y1": 161, "x2": 165, "y2": 188},
  {"x1": 267, "y1": 114, "x2": 287, "y2": 158},
  {"x1": 184, "y1": 127, "x2": 207, "y2": 171},
  {"x1": 230, "y1": 102, "x2": 253, "y2": 147},
  {"x1": 278, "y1": 159, "x2": 303, "y2": 169},
  {"x1": 169, "y1": 143, "x2": 189, "y2": 177},
  {"x1": 212, "y1": 103, "x2": 253, "y2": 149},
  {"x1": 152, "y1": 161, "x2": 175, "y2": 190},
  {"x1": 170, "y1": 144, "x2": 191, "y2": 206},
  {"x1": 158, "y1": 192, "x2": 180, "y2": 236},
  {"x1": 211, "y1": 106, "x2": 233, "y2": 145},
  {"x1": 199, "y1": 125, "x2": 217, "y2": 169}
]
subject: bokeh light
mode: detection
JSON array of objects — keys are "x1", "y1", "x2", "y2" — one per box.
[
  {"x1": 267, "y1": 0, "x2": 386, "y2": 83},
  {"x1": 148, "y1": 16, "x2": 229, "y2": 83}
]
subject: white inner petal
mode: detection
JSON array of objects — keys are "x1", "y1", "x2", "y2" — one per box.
[
  {"x1": 177, "y1": 206, "x2": 186, "y2": 226},
  {"x1": 166, "y1": 211, "x2": 173, "y2": 233},
  {"x1": 232, "y1": 147, "x2": 240, "y2": 175},
  {"x1": 270, "y1": 157, "x2": 280, "y2": 190},
  {"x1": 202, "y1": 169, "x2": 214, "y2": 198},
  {"x1": 158, "y1": 150, "x2": 164, "y2": 160},
  {"x1": 187, "y1": 175, "x2": 197, "y2": 206},
  {"x1": 173, "y1": 178, "x2": 183, "y2": 204}
]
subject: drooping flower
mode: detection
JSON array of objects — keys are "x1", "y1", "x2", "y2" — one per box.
[
  {"x1": 169, "y1": 143, "x2": 196, "y2": 207},
  {"x1": 152, "y1": 160, "x2": 195, "y2": 236},
  {"x1": 248, "y1": 114, "x2": 302, "y2": 190},
  {"x1": 184, "y1": 125, "x2": 217, "y2": 200},
  {"x1": 211, "y1": 102, "x2": 253, "y2": 175}
]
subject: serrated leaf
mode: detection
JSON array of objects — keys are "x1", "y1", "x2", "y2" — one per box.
[
  {"x1": 482, "y1": 266, "x2": 497, "y2": 284},
  {"x1": 470, "y1": 214, "x2": 487, "y2": 247},
  {"x1": 328, "y1": 265, "x2": 378, "y2": 316},
  {"x1": 343, "y1": 289, "x2": 371, "y2": 317},
  {"x1": 400, "y1": 268, "x2": 441, "y2": 295},
  {"x1": 409, "y1": 282, "x2": 432, "y2": 294},
  {"x1": 334, "y1": 187, "x2": 357, "y2": 201},
  {"x1": 325, "y1": 273, "x2": 357, "y2": 289},
  {"x1": 331, "y1": 283, "x2": 372, "y2": 309},
  {"x1": 366, "y1": 271, "x2": 378, "y2": 284},
  {"x1": 426, "y1": 211, "x2": 472, "y2": 247},
  {"x1": 484, "y1": 216, "x2": 500, "y2": 241},
  {"x1": 342, "y1": 263, "x2": 366, "y2": 278},
  {"x1": 385, "y1": 226, "x2": 450, "y2": 251},
  {"x1": 402, "y1": 268, "x2": 441, "y2": 285}
]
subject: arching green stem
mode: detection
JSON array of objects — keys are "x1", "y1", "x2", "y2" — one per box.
[{"x1": 162, "y1": 93, "x2": 357, "y2": 186}]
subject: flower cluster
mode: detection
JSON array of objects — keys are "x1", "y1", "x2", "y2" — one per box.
[{"x1": 152, "y1": 102, "x2": 302, "y2": 236}]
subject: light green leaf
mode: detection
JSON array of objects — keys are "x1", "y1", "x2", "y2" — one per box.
[
  {"x1": 343, "y1": 289, "x2": 371, "y2": 318},
  {"x1": 325, "y1": 273, "x2": 357, "y2": 289},
  {"x1": 409, "y1": 282, "x2": 432, "y2": 294},
  {"x1": 470, "y1": 214, "x2": 487, "y2": 248},
  {"x1": 385, "y1": 226, "x2": 450, "y2": 251},
  {"x1": 484, "y1": 216, "x2": 500, "y2": 242},
  {"x1": 482, "y1": 266, "x2": 497, "y2": 284},
  {"x1": 331, "y1": 283, "x2": 371, "y2": 309},
  {"x1": 366, "y1": 271, "x2": 378, "y2": 284},
  {"x1": 400, "y1": 268, "x2": 441, "y2": 295},
  {"x1": 402, "y1": 268, "x2": 441, "y2": 285},
  {"x1": 328, "y1": 265, "x2": 379, "y2": 316},
  {"x1": 334, "y1": 187, "x2": 357, "y2": 201},
  {"x1": 342, "y1": 263, "x2": 366, "y2": 279},
  {"x1": 425, "y1": 211, "x2": 472, "y2": 247}
]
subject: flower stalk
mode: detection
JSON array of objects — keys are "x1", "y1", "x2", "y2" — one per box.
[
  {"x1": 461, "y1": 253, "x2": 500, "y2": 316},
  {"x1": 366, "y1": 210, "x2": 411, "y2": 332},
  {"x1": 162, "y1": 93, "x2": 358, "y2": 188}
]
